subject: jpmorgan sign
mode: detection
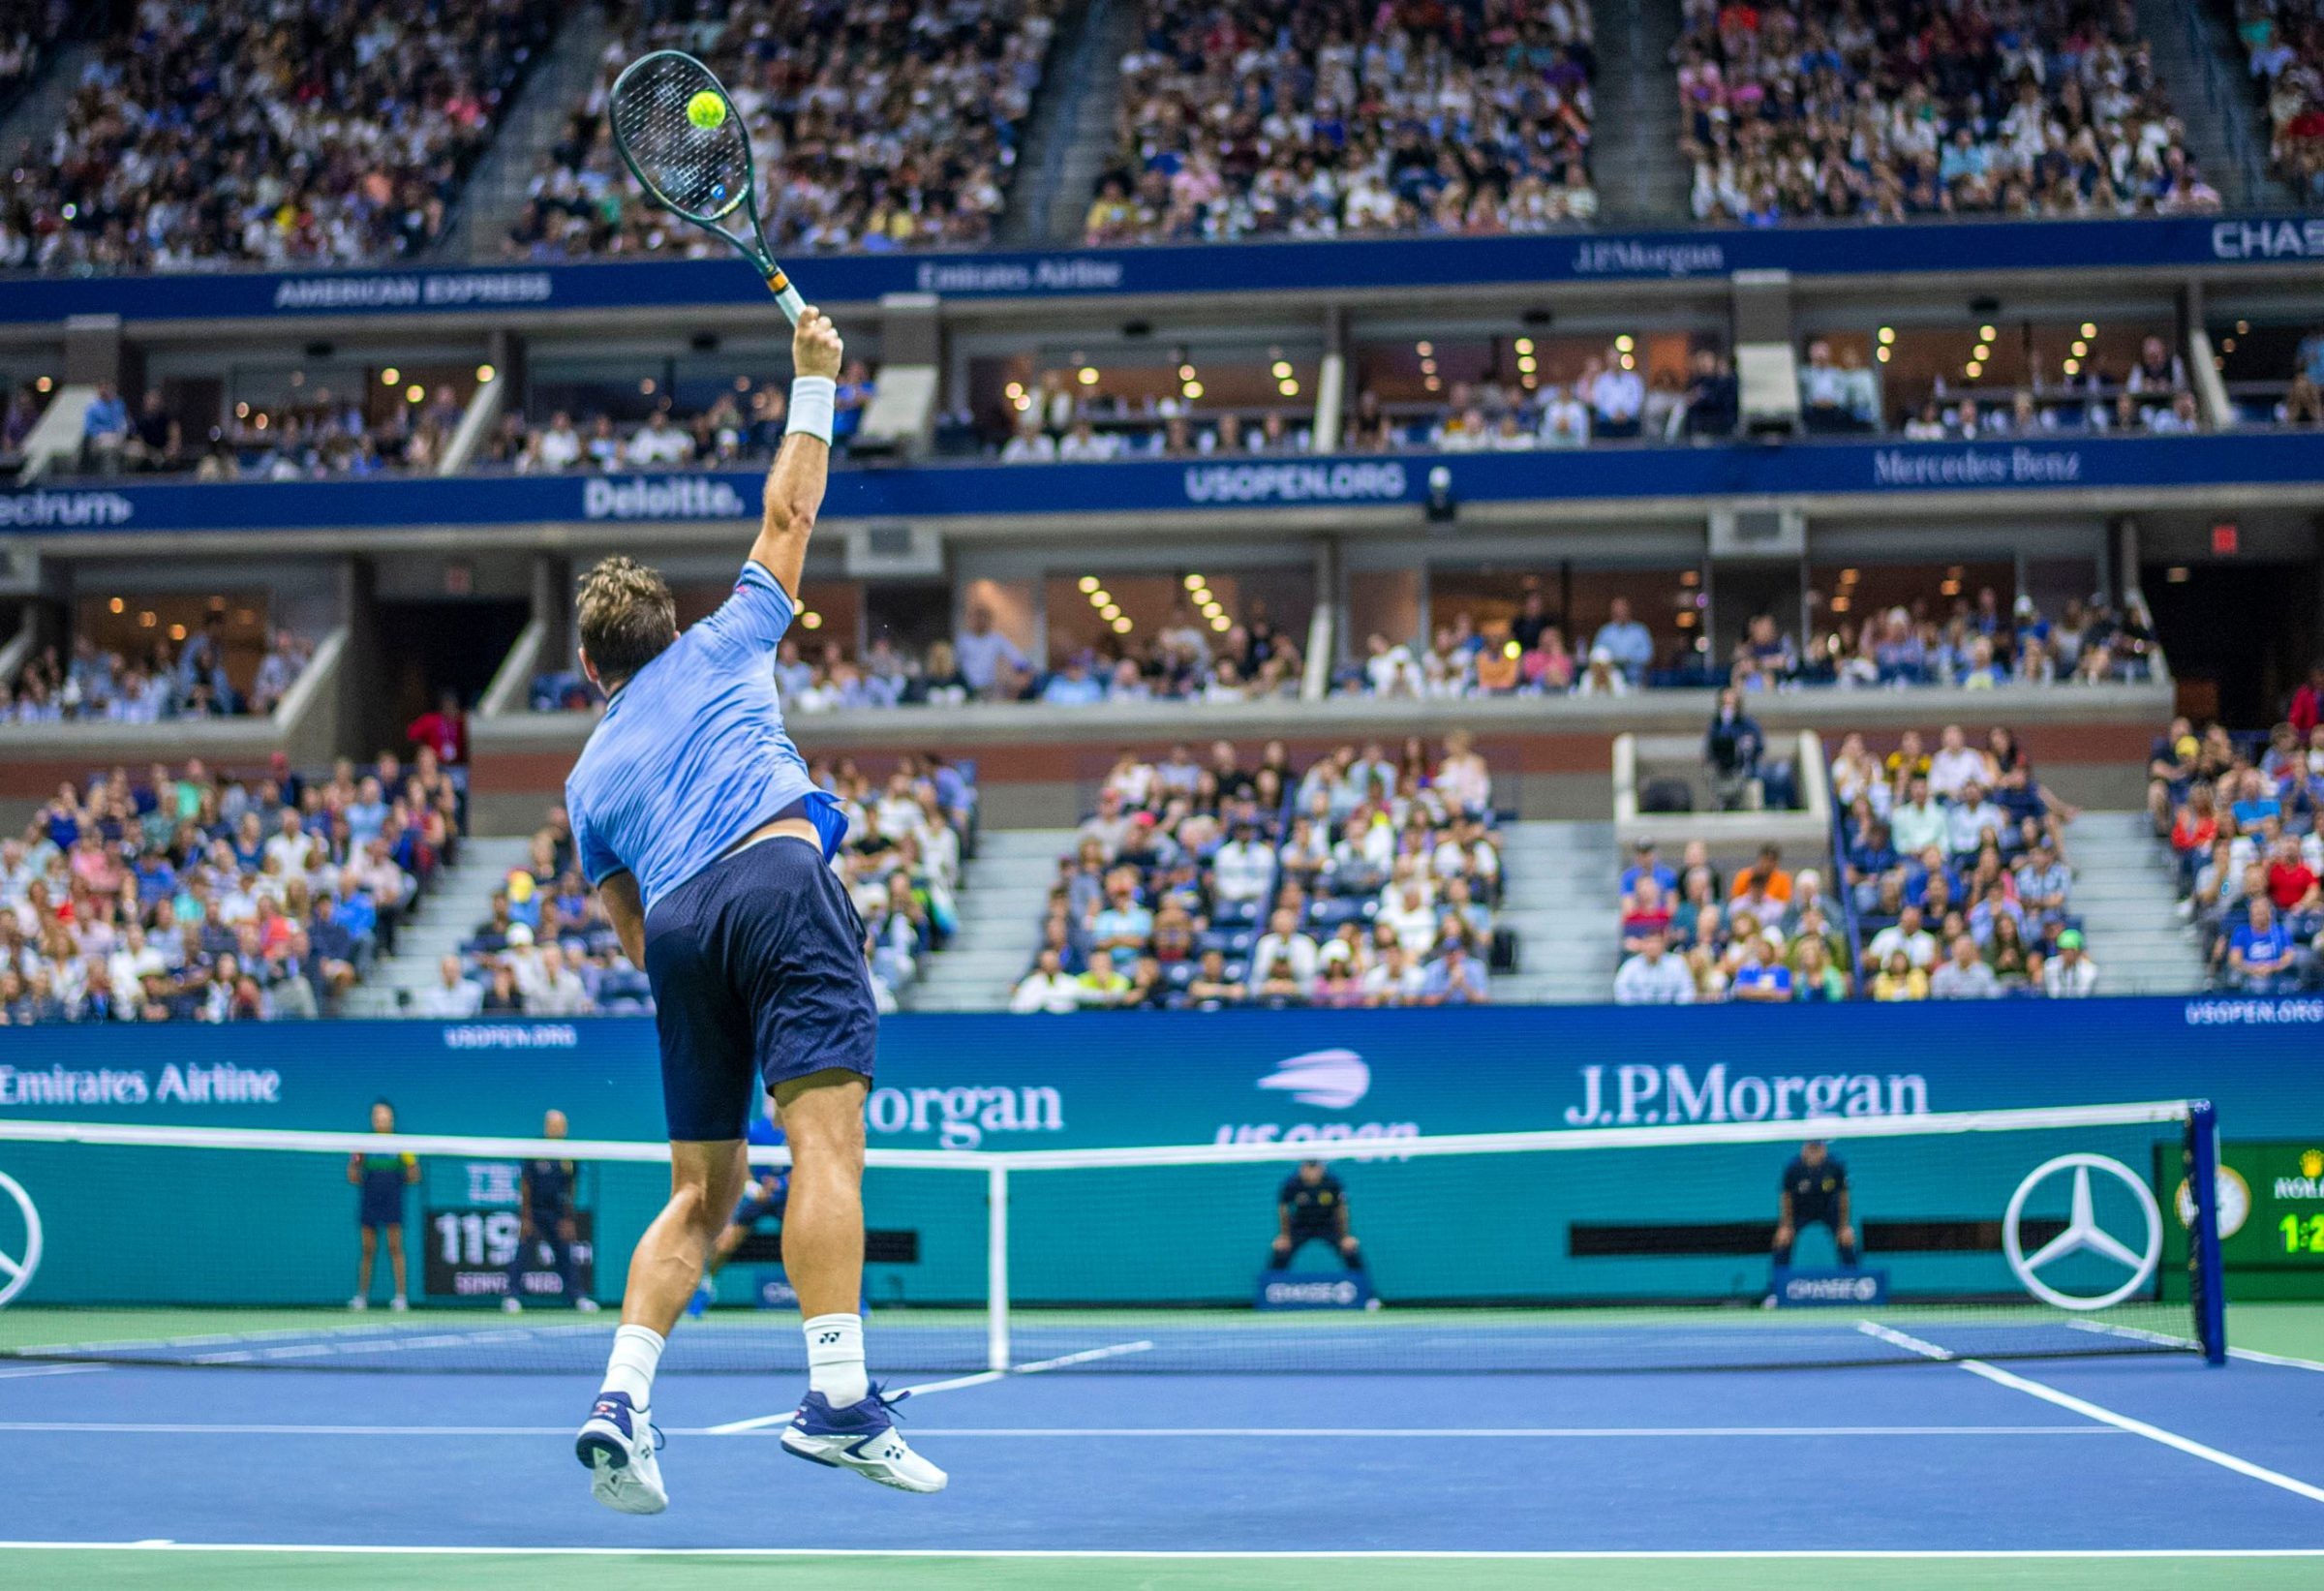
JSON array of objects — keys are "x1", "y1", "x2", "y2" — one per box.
[{"x1": 1565, "y1": 1063, "x2": 1929, "y2": 1126}]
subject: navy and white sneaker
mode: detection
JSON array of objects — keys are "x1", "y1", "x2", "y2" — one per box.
[
  {"x1": 574, "y1": 1390, "x2": 668, "y2": 1515},
  {"x1": 780, "y1": 1386, "x2": 947, "y2": 1493}
]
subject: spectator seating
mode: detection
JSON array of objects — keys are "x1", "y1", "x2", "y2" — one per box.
[
  {"x1": 1, "y1": 750, "x2": 462, "y2": 1024},
  {"x1": 1010, "y1": 736, "x2": 1506, "y2": 1011},
  {"x1": 0, "y1": 0, "x2": 71, "y2": 118},
  {"x1": 446, "y1": 755, "x2": 976, "y2": 1015},
  {"x1": 2155, "y1": 715, "x2": 2323, "y2": 991},
  {"x1": 2, "y1": 0, "x2": 563, "y2": 273},
  {"x1": 2231, "y1": 0, "x2": 2324, "y2": 203},
  {"x1": 1086, "y1": 0, "x2": 1596, "y2": 245},
  {"x1": 3, "y1": 629, "x2": 314, "y2": 723},
  {"x1": 1616, "y1": 723, "x2": 2097, "y2": 1004},
  {"x1": 1676, "y1": 0, "x2": 2220, "y2": 225},
  {"x1": 505, "y1": 0, "x2": 1057, "y2": 260}
]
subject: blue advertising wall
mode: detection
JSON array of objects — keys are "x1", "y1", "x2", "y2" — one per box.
[
  {"x1": 6, "y1": 433, "x2": 2320, "y2": 538},
  {"x1": 1, "y1": 215, "x2": 2319, "y2": 325},
  {"x1": 1, "y1": 999, "x2": 2317, "y2": 1310}
]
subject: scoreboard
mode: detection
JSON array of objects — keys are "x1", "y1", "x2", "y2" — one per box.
[
  {"x1": 420, "y1": 1158, "x2": 597, "y2": 1303},
  {"x1": 2166, "y1": 1142, "x2": 2324, "y2": 1300}
]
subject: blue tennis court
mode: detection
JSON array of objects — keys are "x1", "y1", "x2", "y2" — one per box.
[{"x1": 5, "y1": 1319, "x2": 2322, "y2": 1581}]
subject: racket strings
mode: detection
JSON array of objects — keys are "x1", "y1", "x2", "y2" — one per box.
[{"x1": 611, "y1": 54, "x2": 752, "y2": 223}]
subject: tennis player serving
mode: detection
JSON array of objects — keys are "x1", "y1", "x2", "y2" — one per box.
[{"x1": 566, "y1": 307, "x2": 944, "y2": 1513}]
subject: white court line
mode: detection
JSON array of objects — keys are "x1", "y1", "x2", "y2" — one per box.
[
  {"x1": 4, "y1": 1543, "x2": 2324, "y2": 1560},
  {"x1": 0, "y1": 1364, "x2": 107, "y2": 1382},
  {"x1": 703, "y1": 1339, "x2": 1155, "y2": 1434},
  {"x1": 1855, "y1": 1320, "x2": 2324, "y2": 1507},
  {"x1": 2067, "y1": 1317, "x2": 2324, "y2": 1374},
  {"x1": 1, "y1": 1423, "x2": 2131, "y2": 1440}
]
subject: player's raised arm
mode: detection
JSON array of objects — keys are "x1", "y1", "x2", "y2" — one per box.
[{"x1": 749, "y1": 306, "x2": 845, "y2": 596}]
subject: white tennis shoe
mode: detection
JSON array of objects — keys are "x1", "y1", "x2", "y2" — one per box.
[
  {"x1": 780, "y1": 1387, "x2": 947, "y2": 1493},
  {"x1": 575, "y1": 1391, "x2": 668, "y2": 1515}
]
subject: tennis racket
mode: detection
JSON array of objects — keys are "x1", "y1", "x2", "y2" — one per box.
[{"x1": 608, "y1": 49, "x2": 809, "y2": 323}]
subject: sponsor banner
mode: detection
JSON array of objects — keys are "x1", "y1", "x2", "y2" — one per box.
[
  {"x1": 4, "y1": 998, "x2": 2324, "y2": 1145},
  {"x1": 1255, "y1": 1270, "x2": 1375, "y2": 1311},
  {"x1": 2, "y1": 218, "x2": 2320, "y2": 325},
  {"x1": 9, "y1": 434, "x2": 2324, "y2": 539},
  {"x1": 1771, "y1": 1267, "x2": 1889, "y2": 1307}
]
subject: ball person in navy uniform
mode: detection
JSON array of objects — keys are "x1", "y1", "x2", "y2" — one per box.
[
  {"x1": 1269, "y1": 1159, "x2": 1365, "y2": 1272},
  {"x1": 504, "y1": 1109, "x2": 600, "y2": 1314},
  {"x1": 348, "y1": 1099, "x2": 419, "y2": 1311},
  {"x1": 1773, "y1": 1139, "x2": 1858, "y2": 1268}
]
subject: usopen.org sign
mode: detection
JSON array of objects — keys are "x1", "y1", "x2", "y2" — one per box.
[
  {"x1": 1565, "y1": 1063, "x2": 1930, "y2": 1126},
  {"x1": 1181, "y1": 461, "x2": 1407, "y2": 505}
]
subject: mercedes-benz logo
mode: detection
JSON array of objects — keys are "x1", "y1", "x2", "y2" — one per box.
[
  {"x1": 0, "y1": 1171, "x2": 43, "y2": 1308},
  {"x1": 2003, "y1": 1153, "x2": 2162, "y2": 1312}
]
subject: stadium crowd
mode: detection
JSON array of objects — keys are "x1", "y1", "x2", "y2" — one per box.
[
  {"x1": 1, "y1": 751, "x2": 458, "y2": 1025},
  {"x1": 1010, "y1": 736, "x2": 1503, "y2": 1011},
  {"x1": 0, "y1": 0, "x2": 69, "y2": 116},
  {"x1": 0, "y1": 0, "x2": 562, "y2": 273},
  {"x1": 505, "y1": 0, "x2": 1056, "y2": 261},
  {"x1": 2154, "y1": 705, "x2": 2324, "y2": 993},
  {"x1": 2235, "y1": 0, "x2": 2324, "y2": 202},
  {"x1": 0, "y1": 627, "x2": 314, "y2": 723},
  {"x1": 1617, "y1": 722, "x2": 2095, "y2": 1003},
  {"x1": 1084, "y1": 0, "x2": 1596, "y2": 245},
  {"x1": 439, "y1": 756, "x2": 974, "y2": 1017},
  {"x1": 1675, "y1": 0, "x2": 2223, "y2": 225},
  {"x1": 1799, "y1": 334, "x2": 2199, "y2": 437},
  {"x1": 485, "y1": 369, "x2": 874, "y2": 474}
]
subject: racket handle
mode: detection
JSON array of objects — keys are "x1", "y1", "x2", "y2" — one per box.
[{"x1": 765, "y1": 269, "x2": 807, "y2": 323}]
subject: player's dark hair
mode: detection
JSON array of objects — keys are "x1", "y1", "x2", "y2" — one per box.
[{"x1": 578, "y1": 556, "x2": 680, "y2": 688}]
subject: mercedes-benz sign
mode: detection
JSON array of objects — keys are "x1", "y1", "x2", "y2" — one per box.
[
  {"x1": 0, "y1": 1170, "x2": 42, "y2": 1308},
  {"x1": 2003, "y1": 1154, "x2": 2162, "y2": 1312}
]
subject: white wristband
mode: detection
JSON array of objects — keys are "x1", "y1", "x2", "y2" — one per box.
[{"x1": 787, "y1": 376, "x2": 836, "y2": 445}]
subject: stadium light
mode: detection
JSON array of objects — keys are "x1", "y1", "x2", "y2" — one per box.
[
  {"x1": 1614, "y1": 335, "x2": 1635, "y2": 353},
  {"x1": 35, "y1": 376, "x2": 52, "y2": 393},
  {"x1": 1876, "y1": 348, "x2": 1891, "y2": 363},
  {"x1": 1209, "y1": 616, "x2": 1233, "y2": 632},
  {"x1": 1101, "y1": 605, "x2": 1121, "y2": 622},
  {"x1": 475, "y1": 364, "x2": 496, "y2": 384},
  {"x1": 1271, "y1": 360, "x2": 1293, "y2": 379},
  {"x1": 1514, "y1": 338, "x2": 1534, "y2": 355},
  {"x1": 168, "y1": 624, "x2": 187, "y2": 642},
  {"x1": 1177, "y1": 364, "x2": 1196, "y2": 382},
  {"x1": 1182, "y1": 574, "x2": 1205, "y2": 591},
  {"x1": 2063, "y1": 359, "x2": 2080, "y2": 376},
  {"x1": 108, "y1": 597, "x2": 124, "y2": 614},
  {"x1": 406, "y1": 384, "x2": 425, "y2": 404},
  {"x1": 1090, "y1": 588, "x2": 1112, "y2": 606},
  {"x1": 2080, "y1": 321, "x2": 2097, "y2": 338},
  {"x1": 1279, "y1": 380, "x2": 1300, "y2": 397},
  {"x1": 1416, "y1": 341, "x2": 1433, "y2": 356},
  {"x1": 1112, "y1": 617, "x2": 1133, "y2": 634},
  {"x1": 1182, "y1": 381, "x2": 1204, "y2": 400},
  {"x1": 1078, "y1": 576, "x2": 1099, "y2": 594},
  {"x1": 1078, "y1": 367, "x2": 1099, "y2": 386},
  {"x1": 382, "y1": 368, "x2": 399, "y2": 385},
  {"x1": 1979, "y1": 323, "x2": 1997, "y2": 341},
  {"x1": 1877, "y1": 326, "x2": 1896, "y2": 345},
  {"x1": 800, "y1": 611, "x2": 823, "y2": 629}
]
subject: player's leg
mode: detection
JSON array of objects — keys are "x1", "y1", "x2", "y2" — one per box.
[
  {"x1": 383, "y1": 1223, "x2": 409, "y2": 1308},
  {"x1": 557, "y1": 1215, "x2": 596, "y2": 1310},
  {"x1": 352, "y1": 1225, "x2": 377, "y2": 1308},
  {"x1": 578, "y1": 896, "x2": 756, "y2": 1515},
  {"x1": 502, "y1": 1221, "x2": 537, "y2": 1312},
  {"x1": 773, "y1": 1071, "x2": 943, "y2": 1492}
]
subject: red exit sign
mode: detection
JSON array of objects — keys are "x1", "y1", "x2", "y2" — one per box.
[{"x1": 2212, "y1": 523, "x2": 2240, "y2": 556}]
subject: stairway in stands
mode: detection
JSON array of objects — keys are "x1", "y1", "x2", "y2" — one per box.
[
  {"x1": 341, "y1": 838, "x2": 537, "y2": 1017},
  {"x1": 2064, "y1": 811, "x2": 2209, "y2": 996},
  {"x1": 2136, "y1": 0, "x2": 2284, "y2": 207},
  {"x1": 901, "y1": 829, "x2": 1068, "y2": 1013},
  {"x1": 1588, "y1": 0, "x2": 1691, "y2": 225},
  {"x1": 1494, "y1": 820, "x2": 1623, "y2": 1005},
  {"x1": 1000, "y1": 0, "x2": 1142, "y2": 245},
  {"x1": 439, "y1": 3, "x2": 614, "y2": 260}
]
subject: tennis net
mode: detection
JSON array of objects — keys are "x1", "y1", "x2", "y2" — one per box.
[{"x1": 0, "y1": 1100, "x2": 2226, "y2": 1374}]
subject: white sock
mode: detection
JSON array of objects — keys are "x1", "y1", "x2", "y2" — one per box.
[
  {"x1": 804, "y1": 1312, "x2": 869, "y2": 1406},
  {"x1": 599, "y1": 1324, "x2": 665, "y2": 1409}
]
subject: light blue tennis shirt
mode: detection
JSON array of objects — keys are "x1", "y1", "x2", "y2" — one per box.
[{"x1": 566, "y1": 561, "x2": 844, "y2": 916}]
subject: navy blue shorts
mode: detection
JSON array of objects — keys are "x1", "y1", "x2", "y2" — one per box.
[
  {"x1": 643, "y1": 835, "x2": 878, "y2": 1142},
  {"x1": 358, "y1": 1175, "x2": 404, "y2": 1229}
]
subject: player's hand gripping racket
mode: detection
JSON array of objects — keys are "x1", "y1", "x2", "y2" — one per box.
[{"x1": 608, "y1": 49, "x2": 809, "y2": 322}]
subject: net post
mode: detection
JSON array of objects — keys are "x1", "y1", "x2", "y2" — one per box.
[
  {"x1": 2186, "y1": 1100, "x2": 2228, "y2": 1366},
  {"x1": 986, "y1": 1162, "x2": 1010, "y2": 1372}
]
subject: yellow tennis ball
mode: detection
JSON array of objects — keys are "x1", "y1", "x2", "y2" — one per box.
[{"x1": 687, "y1": 91, "x2": 727, "y2": 130}]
